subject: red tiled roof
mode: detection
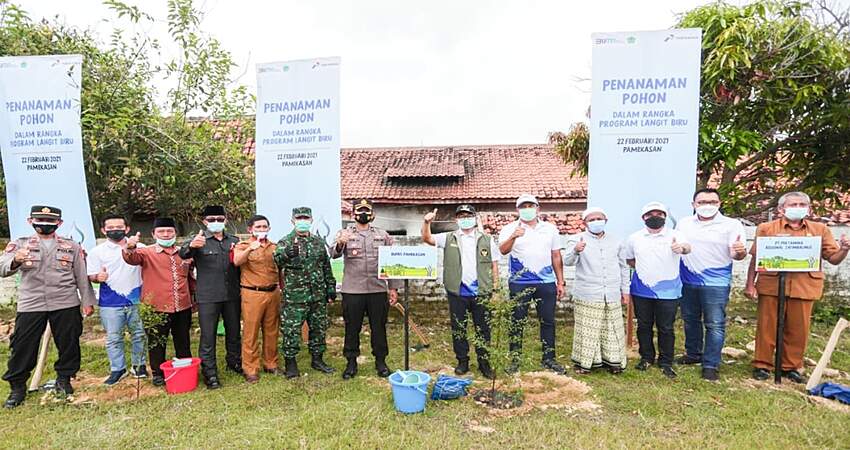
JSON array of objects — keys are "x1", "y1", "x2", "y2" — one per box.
[{"x1": 341, "y1": 145, "x2": 586, "y2": 203}]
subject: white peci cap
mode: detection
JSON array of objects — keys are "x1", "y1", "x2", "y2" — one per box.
[
  {"x1": 581, "y1": 207, "x2": 606, "y2": 220},
  {"x1": 516, "y1": 194, "x2": 539, "y2": 208},
  {"x1": 640, "y1": 201, "x2": 668, "y2": 216}
]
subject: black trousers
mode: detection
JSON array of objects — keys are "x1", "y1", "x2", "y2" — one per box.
[
  {"x1": 509, "y1": 283, "x2": 558, "y2": 361},
  {"x1": 198, "y1": 300, "x2": 242, "y2": 377},
  {"x1": 147, "y1": 309, "x2": 192, "y2": 377},
  {"x1": 448, "y1": 293, "x2": 491, "y2": 364},
  {"x1": 342, "y1": 292, "x2": 389, "y2": 360},
  {"x1": 3, "y1": 306, "x2": 82, "y2": 385},
  {"x1": 633, "y1": 295, "x2": 679, "y2": 367}
]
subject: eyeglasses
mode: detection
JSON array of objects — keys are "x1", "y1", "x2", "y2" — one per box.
[{"x1": 205, "y1": 217, "x2": 226, "y2": 222}]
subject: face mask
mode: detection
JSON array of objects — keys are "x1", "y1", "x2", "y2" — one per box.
[
  {"x1": 518, "y1": 207, "x2": 537, "y2": 221},
  {"x1": 32, "y1": 223, "x2": 58, "y2": 235},
  {"x1": 695, "y1": 205, "x2": 719, "y2": 218},
  {"x1": 206, "y1": 221, "x2": 225, "y2": 233},
  {"x1": 457, "y1": 217, "x2": 476, "y2": 230},
  {"x1": 294, "y1": 220, "x2": 312, "y2": 233},
  {"x1": 106, "y1": 230, "x2": 126, "y2": 241},
  {"x1": 355, "y1": 212, "x2": 372, "y2": 224},
  {"x1": 644, "y1": 216, "x2": 665, "y2": 230},
  {"x1": 252, "y1": 231, "x2": 268, "y2": 240},
  {"x1": 156, "y1": 237, "x2": 176, "y2": 247},
  {"x1": 783, "y1": 207, "x2": 808, "y2": 221},
  {"x1": 586, "y1": 219, "x2": 606, "y2": 234}
]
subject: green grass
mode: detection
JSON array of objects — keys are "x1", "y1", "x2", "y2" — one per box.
[{"x1": 0, "y1": 293, "x2": 849, "y2": 449}]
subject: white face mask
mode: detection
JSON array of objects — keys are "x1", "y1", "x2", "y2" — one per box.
[
  {"x1": 783, "y1": 207, "x2": 808, "y2": 221},
  {"x1": 252, "y1": 231, "x2": 268, "y2": 240},
  {"x1": 586, "y1": 219, "x2": 606, "y2": 234},
  {"x1": 695, "y1": 205, "x2": 719, "y2": 218},
  {"x1": 206, "y1": 221, "x2": 225, "y2": 233}
]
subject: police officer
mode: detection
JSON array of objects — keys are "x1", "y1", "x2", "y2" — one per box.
[
  {"x1": 274, "y1": 207, "x2": 336, "y2": 379},
  {"x1": 1, "y1": 205, "x2": 96, "y2": 408},
  {"x1": 331, "y1": 199, "x2": 401, "y2": 379}
]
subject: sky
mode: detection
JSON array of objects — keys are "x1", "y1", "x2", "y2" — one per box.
[{"x1": 16, "y1": 0, "x2": 850, "y2": 148}]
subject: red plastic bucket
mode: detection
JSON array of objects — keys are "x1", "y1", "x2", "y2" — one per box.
[{"x1": 159, "y1": 357, "x2": 201, "y2": 394}]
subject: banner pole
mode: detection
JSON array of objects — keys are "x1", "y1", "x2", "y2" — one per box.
[
  {"x1": 404, "y1": 279, "x2": 410, "y2": 371},
  {"x1": 774, "y1": 272, "x2": 787, "y2": 384}
]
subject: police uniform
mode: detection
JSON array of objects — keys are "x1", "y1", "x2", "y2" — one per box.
[
  {"x1": 1, "y1": 205, "x2": 96, "y2": 407},
  {"x1": 274, "y1": 207, "x2": 336, "y2": 378},
  {"x1": 330, "y1": 199, "x2": 401, "y2": 378}
]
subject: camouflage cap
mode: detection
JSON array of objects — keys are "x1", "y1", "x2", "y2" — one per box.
[{"x1": 292, "y1": 206, "x2": 312, "y2": 218}]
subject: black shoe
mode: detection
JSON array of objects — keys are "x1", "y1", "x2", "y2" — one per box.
[
  {"x1": 635, "y1": 360, "x2": 652, "y2": 371},
  {"x1": 478, "y1": 361, "x2": 495, "y2": 380},
  {"x1": 662, "y1": 366, "x2": 677, "y2": 379},
  {"x1": 54, "y1": 377, "x2": 74, "y2": 395},
  {"x1": 454, "y1": 359, "x2": 470, "y2": 376},
  {"x1": 782, "y1": 370, "x2": 806, "y2": 384},
  {"x1": 375, "y1": 358, "x2": 391, "y2": 378},
  {"x1": 152, "y1": 374, "x2": 165, "y2": 387},
  {"x1": 702, "y1": 368, "x2": 719, "y2": 382},
  {"x1": 752, "y1": 368, "x2": 770, "y2": 381},
  {"x1": 103, "y1": 369, "x2": 127, "y2": 386},
  {"x1": 227, "y1": 364, "x2": 244, "y2": 375},
  {"x1": 676, "y1": 355, "x2": 702, "y2": 365},
  {"x1": 131, "y1": 365, "x2": 148, "y2": 379},
  {"x1": 263, "y1": 367, "x2": 278, "y2": 375},
  {"x1": 204, "y1": 375, "x2": 222, "y2": 389},
  {"x1": 311, "y1": 354, "x2": 335, "y2": 374},
  {"x1": 342, "y1": 358, "x2": 358, "y2": 380},
  {"x1": 284, "y1": 358, "x2": 300, "y2": 379},
  {"x1": 4, "y1": 383, "x2": 26, "y2": 409},
  {"x1": 607, "y1": 365, "x2": 624, "y2": 375},
  {"x1": 542, "y1": 359, "x2": 566, "y2": 375}
]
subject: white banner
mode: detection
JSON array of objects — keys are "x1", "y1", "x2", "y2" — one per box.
[
  {"x1": 0, "y1": 55, "x2": 95, "y2": 248},
  {"x1": 588, "y1": 29, "x2": 702, "y2": 239},
  {"x1": 255, "y1": 57, "x2": 341, "y2": 243}
]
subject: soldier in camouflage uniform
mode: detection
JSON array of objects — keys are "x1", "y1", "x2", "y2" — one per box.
[{"x1": 274, "y1": 207, "x2": 337, "y2": 379}]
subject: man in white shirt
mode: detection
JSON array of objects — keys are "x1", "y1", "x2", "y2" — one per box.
[
  {"x1": 622, "y1": 201, "x2": 691, "y2": 379},
  {"x1": 498, "y1": 194, "x2": 566, "y2": 374},
  {"x1": 676, "y1": 188, "x2": 747, "y2": 381},
  {"x1": 86, "y1": 214, "x2": 147, "y2": 385},
  {"x1": 422, "y1": 204, "x2": 499, "y2": 379},
  {"x1": 564, "y1": 207, "x2": 630, "y2": 374}
]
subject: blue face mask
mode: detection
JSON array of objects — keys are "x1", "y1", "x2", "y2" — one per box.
[
  {"x1": 457, "y1": 217, "x2": 476, "y2": 230},
  {"x1": 518, "y1": 207, "x2": 537, "y2": 221},
  {"x1": 294, "y1": 220, "x2": 312, "y2": 233},
  {"x1": 206, "y1": 221, "x2": 225, "y2": 233},
  {"x1": 156, "y1": 237, "x2": 176, "y2": 247},
  {"x1": 783, "y1": 207, "x2": 808, "y2": 221},
  {"x1": 586, "y1": 219, "x2": 606, "y2": 234}
]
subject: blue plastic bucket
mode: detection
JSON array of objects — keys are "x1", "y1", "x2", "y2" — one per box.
[{"x1": 388, "y1": 370, "x2": 431, "y2": 414}]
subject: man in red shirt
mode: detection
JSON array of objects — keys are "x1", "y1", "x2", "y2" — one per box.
[{"x1": 123, "y1": 217, "x2": 194, "y2": 387}]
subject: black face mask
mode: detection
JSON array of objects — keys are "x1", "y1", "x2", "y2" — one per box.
[
  {"x1": 106, "y1": 230, "x2": 127, "y2": 241},
  {"x1": 644, "y1": 216, "x2": 665, "y2": 230},
  {"x1": 355, "y1": 212, "x2": 372, "y2": 224},
  {"x1": 33, "y1": 223, "x2": 58, "y2": 235}
]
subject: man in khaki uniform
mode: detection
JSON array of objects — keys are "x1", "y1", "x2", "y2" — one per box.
[
  {"x1": 1, "y1": 205, "x2": 96, "y2": 408},
  {"x1": 745, "y1": 192, "x2": 850, "y2": 383},
  {"x1": 232, "y1": 214, "x2": 281, "y2": 383},
  {"x1": 331, "y1": 199, "x2": 400, "y2": 379}
]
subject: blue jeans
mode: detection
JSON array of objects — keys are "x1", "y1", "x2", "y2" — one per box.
[
  {"x1": 100, "y1": 305, "x2": 146, "y2": 372},
  {"x1": 680, "y1": 284, "x2": 731, "y2": 369}
]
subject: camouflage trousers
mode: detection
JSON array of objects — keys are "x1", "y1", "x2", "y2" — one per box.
[{"x1": 281, "y1": 301, "x2": 328, "y2": 359}]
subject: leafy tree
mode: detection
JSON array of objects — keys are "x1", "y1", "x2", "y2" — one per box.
[
  {"x1": 551, "y1": 0, "x2": 850, "y2": 217},
  {"x1": 0, "y1": 0, "x2": 255, "y2": 236}
]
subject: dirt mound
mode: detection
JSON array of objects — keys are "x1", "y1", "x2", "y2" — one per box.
[
  {"x1": 477, "y1": 371, "x2": 600, "y2": 418},
  {"x1": 37, "y1": 372, "x2": 165, "y2": 406}
]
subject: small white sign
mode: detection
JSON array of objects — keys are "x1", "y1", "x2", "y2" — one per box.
[
  {"x1": 378, "y1": 246, "x2": 438, "y2": 280},
  {"x1": 755, "y1": 236, "x2": 822, "y2": 272}
]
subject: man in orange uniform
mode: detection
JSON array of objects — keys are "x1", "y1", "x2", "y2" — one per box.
[
  {"x1": 745, "y1": 191, "x2": 850, "y2": 383},
  {"x1": 232, "y1": 215, "x2": 281, "y2": 383}
]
